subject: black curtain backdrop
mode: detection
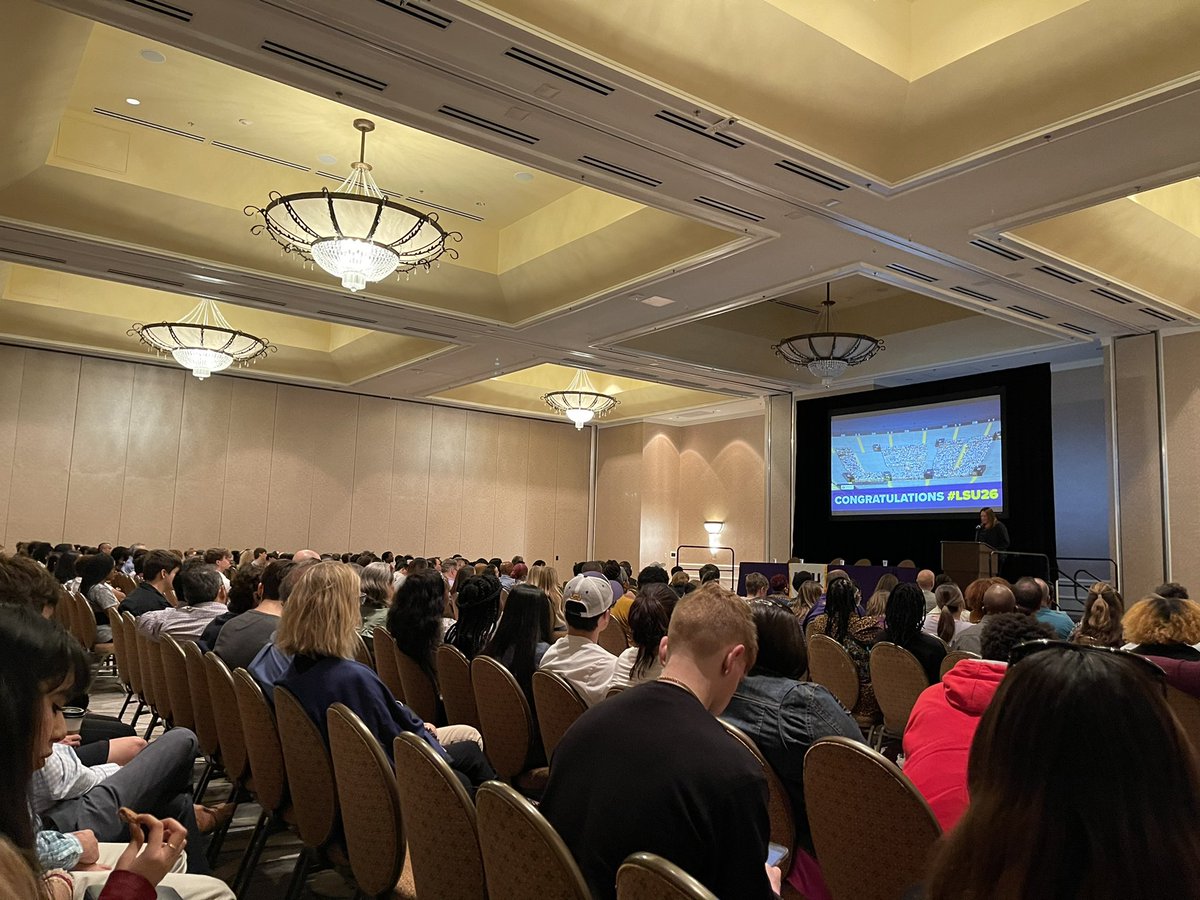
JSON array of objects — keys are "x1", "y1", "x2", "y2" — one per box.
[{"x1": 793, "y1": 364, "x2": 1056, "y2": 574}]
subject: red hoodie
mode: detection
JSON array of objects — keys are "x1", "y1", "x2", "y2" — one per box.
[{"x1": 901, "y1": 659, "x2": 1006, "y2": 831}]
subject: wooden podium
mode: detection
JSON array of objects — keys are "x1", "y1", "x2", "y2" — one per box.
[{"x1": 941, "y1": 541, "x2": 993, "y2": 589}]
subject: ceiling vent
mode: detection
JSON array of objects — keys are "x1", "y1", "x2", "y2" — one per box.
[
  {"x1": 374, "y1": 0, "x2": 452, "y2": 29},
  {"x1": 260, "y1": 41, "x2": 387, "y2": 91},
  {"x1": 774, "y1": 159, "x2": 850, "y2": 192},
  {"x1": 504, "y1": 47, "x2": 615, "y2": 96},
  {"x1": 1008, "y1": 304, "x2": 1049, "y2": 321},
  {"x1": 885, "y1": 263, "x2": 937, "y2": 283},
  {"x1": 968, "y1": 239, "x2": 1024, "y2": 261},
  {"x1": 1059, "y1": 322, "x2": 1097, "y2": 336},
  {"x1": 654, "y1": 109, "x2": 743, "y2": 149},
  {"x1": 315, "y1": 170, "x2": 485, "y2": 222},
  {"x1": 1091, "y1": 287, "x2": 1133, "y2": 305},
  {"x1": 218, "y1": 290, "x2": 286, "y2": 307},
  {"x1": 92, "y1": 108, "x2": 204, "y2": 141},
  {"x1": 106, "y1": 268, "x2": 186, "y2": 289},
  {"x1": 316, "y1": 309, "x2": 378, "y2": 324},
  {"x1": 951, "y1": 286, "x2": 998, "y2": 303},
  {"x1": 1141, "y1": 308, "x2": 1176, "y2": 323},
  {"x1": 402, "y1": 325, "x2": 457, "y2": 340},
  {"x1": 693, "y1": 196, "x2": 764, "y2": 223},
  {"x1": 1033, "y1": 264, "x2": 1082, "y2": 285},
  {"x1": 577, "y1": 155, "x2": 662, "y2": 187},
  {"x1": 212, "y1": 141, "x2": 310, "y2": 172},
  {"x1": 123, "y1": 0, "x2": 193, "y2": 23},
  {"x1": 0, "y1": 246, "x2": 68, "y2": 266},
  {"x1": 436, "y1": 106, "x2": 539, "y2": 144}
]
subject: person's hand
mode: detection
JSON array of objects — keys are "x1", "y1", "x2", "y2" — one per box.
[
  {"x1": 113, "y1": 589, "x2": 126, "y2": 601},
  {"x1": 766, "y1": 863, "x2": 783, "y2": 896},
  {"x1": 72, "y1": 829, "x2": 100, "y2": 865},
  {"x1": 114, "y1": 814, "x2": 186, "y2": 887},
  {"x1": 423, "y1": 722, "x2": 438, "y2": 738},
  {"x1": 58, "y1": 733, "x2": 82, "y2": 748}
]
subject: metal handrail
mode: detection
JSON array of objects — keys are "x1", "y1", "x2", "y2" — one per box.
[
  {"x1": 675, "y1": 545, "x2": 737, "y2": 591},
  {"x1": 987, "y1": 549, "x2": 1051, "y2": 581},
  {"x1": 1056, "y1": 556, "x2": 1119, "y2": 592}
]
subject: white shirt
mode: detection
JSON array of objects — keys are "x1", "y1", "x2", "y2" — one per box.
[
  {"x1": 539, "y1": 635, "x2": 619, "y2": 707},
  {"x1": 609, "y1": 645, "x2": 663, "y2": 690},
  {"x1": 29, "y1": 744, "x2": 118, "y2": 815},
  {"x1": 922, "y1": 610, "x2": 975, "y2": 641}
]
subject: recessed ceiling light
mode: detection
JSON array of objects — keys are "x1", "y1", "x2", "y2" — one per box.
[
  {"x1": 514, "y1": 172, "x2": 534, "y2": 182},
  {"x1": 823, "y1": 199, "x2": 841, "y2": 208},
  {"x1": 238, "y1": 118, "x2": 253, "y2": 126},
  {"x1": 139, "y1": 49, "x2": 166, "y2": 63},
  {"x1": 317, "y1": 153, "x2": 337, "y2": 165},
  {"x1": 640, "y1": 295, "x2": 675, "y2": 308},
  {"x1": 125, "y1": 97, "x2": 141, "y2": 106}
]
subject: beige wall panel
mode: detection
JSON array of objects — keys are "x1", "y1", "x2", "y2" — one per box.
[
  {"x1": 524, "y1": 420, "x2": 559, "y2": 565},
  {"x1": 0, "y1": 346, "x2": 27, "y2": 548},
  {"x1": 766, "y1": 395, "x2": 794, "y2": 562},
  {"x1": 639, "y1": 424, "x2": 681, "y2": 569},
  {"x1": 493, "y1": 417, "x2": 530, "y2": 560},
  {"x1": 118, "y1": 363, "x2": 185, "y2": 547},
  {"x1": 594, "y1": 423, "x2": 643, "y2": 565},
  {"x1": 389, "y1": 401, "x2": 433, "y2": 555},
  {"x1": 459, "y1": 411, "x2": 500, "y2": 558},
  {"x1": 424, "y1": 406, "x2": 467, "y2": 555},
  {"x1": 7, "y1": 350, "x2": 79, "y2": 544},
  {"x1": 170, "y1": 376, "x2": 232, "y2": 550},
  {"x1": 219, "y1": 379, "x2": 278, "y2": 549},
  {"x1": 348, "y1": 396, "x2": 397, "y2": 552},
  {"x1": 553, "y1": 425, "x2": 590, "y2": 570},
  {"x1": 63, "y1": 358, "x2": 134, "y2": 544},
  {"x1": 1163, "y1": 332, "x2": 1200, "y2": 590},
  {"x1": 1113, "y1": 335, "x2": 1164, "y2": 595},
  {"x1": 307, "y1": 391, "x2": 359, "y2": 553},
  {"x1": 263, "y1": 385, "x2": 315, "y2": 552}
]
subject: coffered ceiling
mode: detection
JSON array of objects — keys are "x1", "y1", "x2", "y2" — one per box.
[{"x1": 1, "y1": 0, "x2": 1197, "y2": 424}]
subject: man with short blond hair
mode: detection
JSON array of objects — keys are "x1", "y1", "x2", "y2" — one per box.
[{"x1": 540, "y1": 582, "x2": 780, "y2": 900}]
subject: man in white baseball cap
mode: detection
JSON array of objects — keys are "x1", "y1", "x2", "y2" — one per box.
[{"x1": 537, "y1": 572, "x2": 619, "y2": 706}]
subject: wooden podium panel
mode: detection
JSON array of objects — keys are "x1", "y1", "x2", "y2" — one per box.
[{"x1": 941, "y1": 541, "x2": 992, "y2": 589}]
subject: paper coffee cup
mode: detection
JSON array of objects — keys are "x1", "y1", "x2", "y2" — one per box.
[{"x1": 62, "y1": 707, "x2": 86, "y2": 735}]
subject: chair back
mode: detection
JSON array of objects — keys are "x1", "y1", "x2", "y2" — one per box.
[
  {"x1": 112, "y1": 571, "x2": 137, "y2": 595},
  {"x1": 869, "y1": 642, "x2": 930, "y2": 736},
  {"x1": 233, "y1": 668, "x2": 288, "y2": 814},
  {"x1": 605, "y1": 684, "x2": 626, "y2": 700},
  {"x1": 1167, "y1": 685, "x2": 1200, "y2": 752},
  {"x1": 471, "y1": 656, "x2": 537, "y2": 780},
  {"x1": 159, "y1": 635, "x2": 195, "y2": 731},
  {"x1": 107, "y1": 609, "x2": 132, "y2": 688},
  {"x1": 327, "y1": 703, "x2": 407, "y2": 897},
  {"x1": 204, "y1": 651, "x2": 249, "y2": 784},
  {"x1": 532, "y1": 670, "x2": 588, "y2": 760},
  {"x1": 616, "y1": 852, "x2": 718, "y2": 900},
  {"x1": 392, "y1": 731, "x2": 486, "y2": 900},
  {"x1": 352, "y1": 632, "x2": 374, "y2": 668},
  {"x1": 73, "y1": 592, "x2": 98, "y2": 649},
  {"x1": 719, "y1": 721, "x2": 795, "y2": 871},
  {"x1": 854, "y1": 558, "x2": 872, "y2": 566},
  {"x1": 182, "y1": 640, "x2": 219, "y2": 758},
  {"x1": 134, "y1": 627, "x2": 157, "y2": 709},
  {"x1": 807, "y1": 634, "x2": 860, "y2": 711},
  {"x1": 395, "y1": 647, "x2": 440, "y2": 724},
  {"x1": 146, "y1": 635, "x2": 172, "y2": 723},
  {"x1": 896, "y1": 560, "x2": 916, "y2": 569},
  {"x1": 437, "y1": 643, "x2": 480, "y2": 729},
  {"x1": 372, "y1": 626, "x2": 406, "y2": 702},
  {"x1": 274, "y1": 686, "x2": 339, "y2": 850},
  {"x1": 805, "y1": 736, "x2": 940, "y2": 900},
  {"x1": 54, "y1": 589, "x2": 73, "y2": 631},
  {"x1": 939, "y1": 648, "x2": 980, "y2": 679},
  {"x1": 475, "y1": 781, "x2": 590, "y2": 900},
  {"x1": 120, "y1": 613, "x2": 144, "y2": 697},
  {"x1": 598, "y1": 616, "x2": 629, "y2": 655}
]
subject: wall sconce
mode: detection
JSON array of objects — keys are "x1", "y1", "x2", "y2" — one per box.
[{"x1": 703, "y1": 521, "x2": 724, "y2": 535}]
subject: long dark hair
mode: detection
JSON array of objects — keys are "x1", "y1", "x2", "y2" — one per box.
[
  {"x1": 78, "y1": 553, "x2": 115, "y2": 598},
  {"x1": 883, "y1": 582, "x2": 925, "y2": 646},
  {"x1": 927, "y1": 647, "x2": 1200, "y2": 898},
  {"x1": 387, "y1": 570, "x2": 447, "y2": 684},
  {"x1": 445, "y1": 574, "x2": 501, "y2": 661},
  {"x1": 628, "y1": 584, "x2": 677, "y2": 679},
  {"x1": 822, "y1": 577, "x2": 859, "y2": 643},
  {"x1": 482, "y1": 584, "x2": 551, "y2": 696},
  {"x1": 935, "y1": 584, "x2": 965, "y2": 645},
  {"x1": 1074, "y1": 582, "x2": 1125, "y2": 647},
  {"x1": 0, "y1": 606, "x2": 89, "y2": 866},
  {"x1": 750, "y1": 601, "x2": 806, "y2": 679},
  {"x1": 52, "y1": 550, "x2": 79, "y2": 585}
]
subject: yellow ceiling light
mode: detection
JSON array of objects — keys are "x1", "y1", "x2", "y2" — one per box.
[
  {"x1": 131, "y1": 298, "x2": 274, "y2": 380},
  {"x1": 246, "y1": 118, "x2": 462, "y2": 292},
  {"x1": 542, "y1": 368, "x2": 619, "y2": 429}
]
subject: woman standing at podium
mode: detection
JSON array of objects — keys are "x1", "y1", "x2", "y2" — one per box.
[{"x1": 976, "y1": 507, "x2": 1010, "y2": 550}]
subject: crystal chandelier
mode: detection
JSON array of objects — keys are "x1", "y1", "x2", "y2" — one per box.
[
  {"x1": 246, "y1": 118, "x2": 462, "y2": 292},
  {"x1": 542, "y1": 369, "x2": 619, "y2": 429},
  {"x1": 772, "y1": 284, "x2": 885, "y2": 386},
  {"x1": 130, "y1": 299, "x2": 274, "y2": 380}
]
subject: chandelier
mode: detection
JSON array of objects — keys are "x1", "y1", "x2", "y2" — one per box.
[
  {"x1": 542, "y1": 369, "x2": 619, "y2": 429},
  {"x1": 130, "y1": 299, "x2": 274, "y2": 380},
  {"x1": 772, "y1": 284, "x2": 885, "y2": 386},
  {"x1": 246, "y1": 118, "x2": 462, "y2": 292}
]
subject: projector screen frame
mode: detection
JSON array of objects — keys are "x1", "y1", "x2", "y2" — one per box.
[{"x1": 826, "y1": 386, "x2": 1009, "y2": 521}]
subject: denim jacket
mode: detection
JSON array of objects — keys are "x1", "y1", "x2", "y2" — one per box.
[{"x1": 721, "y1": 673, "x2": 864, "y2": 854}]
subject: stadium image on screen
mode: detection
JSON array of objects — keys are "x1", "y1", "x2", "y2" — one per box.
[{"x1": 830, "y1": 395, "x2": 1003, "y2": 516}]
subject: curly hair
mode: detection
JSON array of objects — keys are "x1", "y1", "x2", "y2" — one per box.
[
  {"x1": 1124, "y1": 595, "x2": 1200, "y2": 647},
  {"x1": 979, "y1": 612, "x2": 1054, "y2": 662}
]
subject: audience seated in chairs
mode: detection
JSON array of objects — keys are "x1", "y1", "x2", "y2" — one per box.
[
  {"x1": 79, "y1": 554, "x2": 123, "y2": 643},
  {"x1": 137, "y1": 560, "x2": 227, "y2": 643},
  {"x1": 611, "y1": 584, "x2": 679, "y2": 690},
  {"x1": 541, "y1": 582, "x2": 783, "y2": 900},
  {"x1": 528, "y1": 564, "x2": 568, "y2": 633},
  {"x1": 538, "y1": 574, "x2": 619, "y2": 707},
  {"x1": 387, "y1": 569, "x2": 455, "y2": 695},
  {"x1": 903, "y1": 612, "x2": 1053, "y2": 830},
  {"x1": 0, "y1": 605, "x2": 234, "y2": 900},
  {"x1": 1070, "y1": 581, "x2": 1125, "y2": 648},
  {"x1": 1011, "y1": 576, "x2": 1073, "y2": 639},
  {"x1": 925, "y1": 639, "x2": 1200, "y2": 899},
  {"x1": 445, "y1": 573, "x2": 502, "y2": 661},
  {"x1": 199, "y1": 566, "x2": 261, "y2": 651},
  {"x1": 806, "y1": 576, "x2": 882, "y2": 721},
  {"x1": 480, "y1": 583, "x2": 554, "y2": 704},
  {"x1": 274, "y1": 560, "x2": 495, "y2": 794},
  {"x1": 213, "y1": 559, "x2": 291, "y2": 670},
  {"x1": 921, "y1": 582, "x2": 974, "y2": 644},
  {"x1": 118, "y1": 551, "x2": 180, "y2": 618},
  {"x1": 1124, "y1": 593, "x2": 1200, "y2": 696},
  {"x1": 357, "y1": 560, "x2": 395, "y2": 640},
  {"x1": 950, "y1": 582, "x2": 1016, "y2": 655},
  {"x1": 881, "y1": 583, "x2": 947, "y2": 684},
  {"x1": 721, "y1": 599, "x2": 861, "y2": 898}
]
